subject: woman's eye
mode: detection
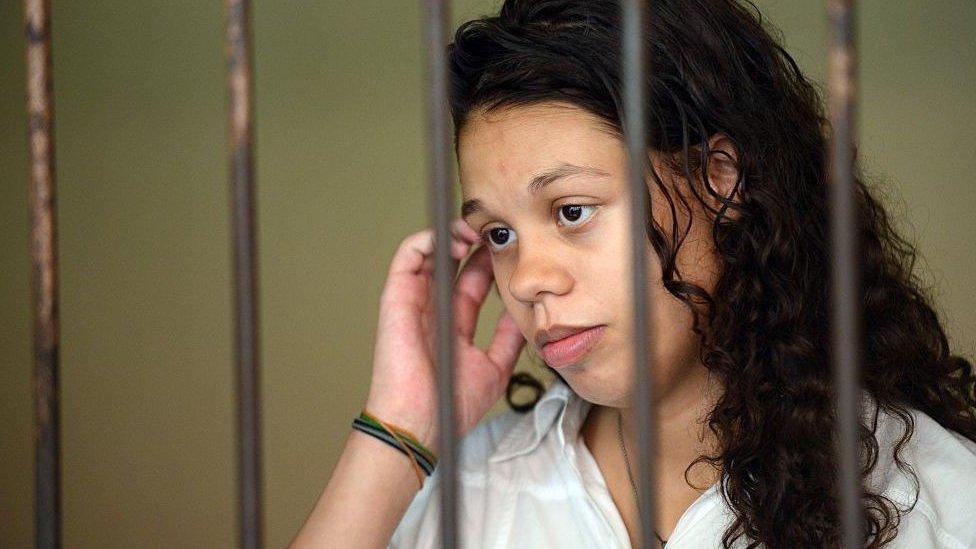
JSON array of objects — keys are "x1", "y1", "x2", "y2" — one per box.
[
  {"x1": 480, "y1": 206, "x2": 595, "y2": 251},
  {"x1": 557, "y1": 204, "x2": 596, "y2": 227},
  {"x1": 482, "y1": 227, "x2": 517, "y2": 250}
]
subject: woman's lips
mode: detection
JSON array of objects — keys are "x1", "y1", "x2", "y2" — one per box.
[{"x1": 540, "y1": 325, "x2": 607, "y2": 368}]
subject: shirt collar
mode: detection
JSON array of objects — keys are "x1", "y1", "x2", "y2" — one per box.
[{"x1": 489, "y1": 376, "x2": 592, "y2": 463}]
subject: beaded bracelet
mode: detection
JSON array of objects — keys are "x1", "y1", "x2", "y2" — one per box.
[{"x1": 351, "y1": 410, "x2": 438, "y2": 489}]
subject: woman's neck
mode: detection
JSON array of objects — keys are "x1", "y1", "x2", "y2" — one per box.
[{"x1": 580, "y1": 364, "x2": 722, "y2": 545}]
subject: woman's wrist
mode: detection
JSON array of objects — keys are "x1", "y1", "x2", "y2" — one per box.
[
  {"x1": 353, "y1": 410, "x2": 438, "y2": 488},
  {"x1": 361, "y1": 399, "x2": 439, "y2": 455}
]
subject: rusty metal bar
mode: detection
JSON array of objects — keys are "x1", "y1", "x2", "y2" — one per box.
[
  {"x1": 622, "y1": 1, "x2": 659, "y2": 548},
  {"x1": 826, "y1": 0, "x2": 862, "y2": 547},
  {"x1": 25, "y1": 1, "x2": 61, "y2": 547},
  {"x1": 423, "y1": 0, "x2": 459, "y2": 547},
  {"x1": 224, "y1": 1, "x2": 263, "y2": 548}
]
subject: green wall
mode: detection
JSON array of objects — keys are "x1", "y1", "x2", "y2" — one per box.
[{"x1": 1, "y1": 1, "x2": 973, "y2": 546}]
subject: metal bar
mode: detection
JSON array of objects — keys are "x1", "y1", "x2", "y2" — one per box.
[
  {"x1": 826, "y1": 1, "x2": 862, "y2": 547},
  {"x1": 225, "y1": 1, "x2": 263, "y2": 548},
  {"x1": 423, "y1": 0, "x2": 459, "y2": 547},
  {"x1": 622, "y1": 1, "x2": 658, "y2": 548},
  {"x1": 25, "y1": 1, "x2": 61, "y2": 547}
]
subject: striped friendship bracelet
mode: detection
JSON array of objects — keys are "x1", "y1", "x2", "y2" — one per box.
[
  {"x1": 351, "y1": 417, "x2": 437, "y2": 475},
  {"x1": 358, "y1": 411, "x2": 438, "y2": 467},
  {"x1": 351, "y1": 410, "x2": 438, "y2": 488}
]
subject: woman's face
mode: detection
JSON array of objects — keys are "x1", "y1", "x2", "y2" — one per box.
[{"x1": 458, "y1": 102, "x2": 736, "y2": 407}]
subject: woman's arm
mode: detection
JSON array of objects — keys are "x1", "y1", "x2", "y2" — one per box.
[
  {"x1": 289, "y1": 219, "x2": 526, "y2": 548},
  {"x1": 288, "y1": 429, "x2": 424, "y2": 549}
]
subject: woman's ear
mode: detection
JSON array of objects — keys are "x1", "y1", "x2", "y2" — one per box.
[{"x1": 704, "y1": 133, "x2": 745, "y2": 219}]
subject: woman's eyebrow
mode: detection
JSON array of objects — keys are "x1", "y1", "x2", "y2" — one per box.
[{"x1": 461, "y1": 162, "x2": 611, "y2": 219}]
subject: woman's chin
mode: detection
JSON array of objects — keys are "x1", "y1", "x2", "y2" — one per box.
[{"x1": 556, "y1": 353, "x2": 632, "y2": 408}]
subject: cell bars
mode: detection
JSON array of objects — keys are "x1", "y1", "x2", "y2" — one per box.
[
  {"x1": 25, "y1": 1, "x2": 61, "y2": 546},
  {"x1": 25, "y1": 1, "x2": 863, "y2": 547},
  {"x1": 224, "y1": 1, "x2": 264, "y2": 549}
]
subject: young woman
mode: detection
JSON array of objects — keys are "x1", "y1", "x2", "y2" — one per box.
[{"x1": 291, "y1": 0, "x2": 976, "y2": 547}]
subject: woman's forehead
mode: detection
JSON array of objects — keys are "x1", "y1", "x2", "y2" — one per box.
[
  {"x1": 459, "y1": 102, "x2": 609, "y2": 148},
  {"x1": 458, "y1": 103, "x2": 625, "y2": 193}
]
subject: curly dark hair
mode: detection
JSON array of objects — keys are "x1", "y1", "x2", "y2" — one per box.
[{"x1": 446, "y1": 0, "x2": 976, "y2": 547}]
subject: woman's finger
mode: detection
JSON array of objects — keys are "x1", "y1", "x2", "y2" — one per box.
[
  {"x1": 451, "y1": 217, "x2": 480, "y2": 244},
  {"x1": 418, "y1": 237, "x2": 471, "y2": 275},
  {"x1": 453, "y1": 245, "x2": 495, "y2": 343},
  {"x1": 387, "y1": 229, "x2": 434, "y2": 278},
  {"x1": 389, "y1": 223, "x2": 475, "y2": 278}
]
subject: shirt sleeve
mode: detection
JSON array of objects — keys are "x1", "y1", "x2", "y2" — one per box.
[
  {"x1": 388, "y1": 467, "x2": 443, "y2": 549},
  {"x1": 388, "y1": 409, "x2": 521, "y2": 548}
]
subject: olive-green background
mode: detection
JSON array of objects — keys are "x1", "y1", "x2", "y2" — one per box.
[{"x1": 1, "y1": 1, "x2": 973, "y2": 547}]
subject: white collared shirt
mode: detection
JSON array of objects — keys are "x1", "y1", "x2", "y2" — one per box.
[{"x1": 388, "y1": 378, "x2": 976, "y2": 548}]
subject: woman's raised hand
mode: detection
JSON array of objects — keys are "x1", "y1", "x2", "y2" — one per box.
[
  {"x1": 290, "y1": 218, "x2": 525, "y2": 548},
  {"x1": 363, "y1": 218, "x2": 527, "y2": 455}
]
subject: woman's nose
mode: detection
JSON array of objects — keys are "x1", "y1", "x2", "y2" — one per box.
[{"x1": 507, "y1": 239, "x2": 573, "y2": 304}]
